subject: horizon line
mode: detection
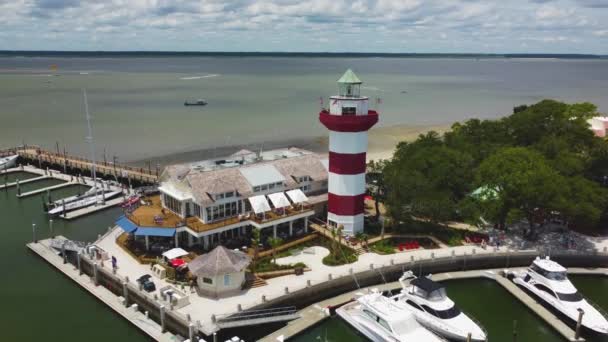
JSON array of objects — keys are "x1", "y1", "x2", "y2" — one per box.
[{"x1": 0, "y1": 50, "x2": 606, "y2": 58}]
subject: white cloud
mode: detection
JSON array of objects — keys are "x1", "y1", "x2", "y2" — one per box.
[{"x1": 0, "y1": 0, "x2": 605, "y2": 53}]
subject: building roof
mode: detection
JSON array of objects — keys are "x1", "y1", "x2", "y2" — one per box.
[
  {"x1": 160, "y1": 148, "x2": 329, "y2": 206},
  {"x1": 337, "y1": 69, "x2": 362, "y2": 84},
  {"x1": 188, "y1": 246, "x2": 251, "y2": 277},
  {"x1": 240, "y1": 164, "x2": 285, "y2": 187}
]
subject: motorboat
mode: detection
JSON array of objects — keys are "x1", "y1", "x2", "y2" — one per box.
[
  {"x1": 48, "y1": 190, "x2": 122, "y2": 215},
  {"x1": 49, "y1": 186, "x2": 97, "y2": 207},
  {"x1": 0, "y1": 155, "x2": 18, "y2": 170},
  {"x1": 394, "y1": 271, "x2": 487, "y2": 341},
  {"x1": 336, "y1": 288, "x2": 446, "y2": 342},
  {"x1": 184, "y1": 99, "x2": 207, "y2": 106},
  {"x1": 511, "y1": 256, "x2": 608, "y2": 334}
]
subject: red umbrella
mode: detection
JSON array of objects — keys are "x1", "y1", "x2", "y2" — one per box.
[{"x1": 170, "y1": 258, "x2": 186, "y2": 268}]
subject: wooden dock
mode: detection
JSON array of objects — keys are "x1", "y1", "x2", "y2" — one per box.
[
  {"x1": 61, "y1": 196, "x2": 125, "y2": 220},
  {"x1": 2, "y1": 145, "x2": 158, "y2": 184},
  {"x1": 27, "y1": 237, "x2": 181, "y2": 342},
  {"x1": 17, "y1": 181, "x2": 75, "y2": 198},
  {"x1": 0, "y1": 175, "x2": 49, "y2": 190}
]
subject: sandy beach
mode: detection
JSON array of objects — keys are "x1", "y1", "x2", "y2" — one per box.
[{"x1": 131, "y1": 122, "x2": 454, "y2": 167}]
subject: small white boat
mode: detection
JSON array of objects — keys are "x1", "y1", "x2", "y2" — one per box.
[
  {"x1": 50, "y1": 186, "x2": 97, "y2": 207},
  {"x1": 0, "y1": 155, "x2": 18, "y2": 170},
  {"x1": 394, "y1": 271, "x2": 487, "y2": 341},
  {"x1": 511, "y1": 257, "x2": 608, "y2": 335},
  {"x1": 336, "y1": 289, "x2": 446, "y2": 342},
  {"x1": 48, "y1": 190, "x2": 122, "y2": 215}
]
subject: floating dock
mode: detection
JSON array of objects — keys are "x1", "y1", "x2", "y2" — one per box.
[{"x1": 3, "y1": 165, "x2": 128, "y2": 219}]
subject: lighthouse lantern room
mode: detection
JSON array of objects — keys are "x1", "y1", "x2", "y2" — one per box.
[{"x1": 319, "y1": 69, "x2": 379, "y2": 236}]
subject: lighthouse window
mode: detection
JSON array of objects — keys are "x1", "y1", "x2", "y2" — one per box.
[{"x1": 342, "y1": 107, "x2": 356, "y2": 115}]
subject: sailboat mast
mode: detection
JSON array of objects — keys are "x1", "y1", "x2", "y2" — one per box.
[{"x1": 83, "y1": 89, "x2": 98, "y2": 196}]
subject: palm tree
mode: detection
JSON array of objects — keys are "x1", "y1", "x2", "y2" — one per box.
[
  {"x1": 361, "y1": 233, "x2": 369, "y2": 249},
  {"x1": 268, "y1": 237, "x2": 283, "y2": 264},
  {"x1": 355, "y1": 232, "x2": 364, "y2": 246},
  {"x1": 250, "y1": 228, "x2": 261, "y2": 272},
  {"x1": 329, "y1": 226, "x2": 337, "y2": 255}
]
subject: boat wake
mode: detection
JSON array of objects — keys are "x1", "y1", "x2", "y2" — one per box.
[{"x1": 180, "y1": 74, "x2": 219, "y2": 80}]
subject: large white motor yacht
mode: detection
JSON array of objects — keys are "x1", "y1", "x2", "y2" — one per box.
[
  {"x1": 0, "y1": 155, "x2": 18, "y2": 170},
  {"x1": 393, "y1": 271, "x2": 487, "y2": 341},
  {"x1": 337, "y1": 289, "x2": 446, "y2": 342},
  {"x1": 512, "y1": 256, "x2": 608, "y2": 335}
]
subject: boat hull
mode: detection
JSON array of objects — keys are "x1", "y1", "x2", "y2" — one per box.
[{"x1": 0, "y1": 155, "x2": 18, "y2": 170}]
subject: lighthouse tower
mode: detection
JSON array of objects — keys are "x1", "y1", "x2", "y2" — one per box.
[{"x1": 319, "y1": 69, "x2": 379, "y2": 236}]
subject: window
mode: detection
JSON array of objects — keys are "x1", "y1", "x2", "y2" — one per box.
[
  {"x1": 534, "y1": 284, "x2": 557, "y2": 298},
  {"x1": 225, "y1": 191, "x2": 234, "y2": 198},
  {"x1": 377, "y1": 317, "x2": 391, "y2": 332},
  {"x1": 261, "y1": 184, "x2": 268, "y2": 191},
  {"x1": 557, "y1": 291, "x2": 583, "y2": 302},
  {"x1": 420, "y1": 304, "x2": 461, "y2": 319},
  {"x1": 530, "y1": 264, "x2": 567, "y2": 281},
  {"x1": 275, "y1": 182, "x2": 283, "y2": 187},
  {"x1": 269, "y1": 183, "x2": 275, "y2": 190},
  {"x1": 321, "y1": 180, "x2": 328, "y2": 187},
  {"x1": 253, "y1": 186, "x2": 260, "y2": 192},
  {"x1": 405, "y1": 300, "x2": 423, "y2": 311},
  {"x1": 162, "y1": 193, "x2": 182, "y2": 216},
  {"x1": 192, "y1": 203, "x2": 202, "y2": 218},
  {"x1": 363, "y1": 309, "x2": 376, "y2": 321},
  {"x1": 342, "y1": 107, "x2": 357, "y2": 115},
  {"x1": 216, "y1": 193, "x2": 224, "y2": 200},
  {"x1": 300, "y1": 184, "x2": 311, "y2": 192},
  {"x1": 202, "y1": 277, "x2": 213, "y2": 284},
  {"x1": 224, "y1": 274, "x2": 231, "y2": 286}
]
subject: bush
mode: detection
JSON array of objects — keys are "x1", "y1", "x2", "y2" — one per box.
[
  {"x1": 322, "y1": 252, "x2": 357, "y2": 266},
  {"x1": 253, "y1": 256, "x2": 307, "y2": 273},
  {"x1": 370, "y1": 240, "x2": 395, "y2": 254}
]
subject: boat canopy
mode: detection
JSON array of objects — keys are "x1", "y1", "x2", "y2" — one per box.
[{"x1": 411, "y1": 277, "x2": 446, "y2": 300}]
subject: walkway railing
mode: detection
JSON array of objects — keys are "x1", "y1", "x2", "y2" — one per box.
[{"x1": 215, "y1": 306, "x2": 299, "y2": 328}]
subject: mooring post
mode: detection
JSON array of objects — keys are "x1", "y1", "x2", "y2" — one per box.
[
  {"x1": 122, "y1": 281, "x2": 129, "y2": 307},
  {"x1": 32, "y1": 223, "x2": 36, "y2": 243},
  {"x1": 160, "y1": 305, "x2": 166, "y2": 333},
  {"x1": 62, "y1": 240, "x2": 67, "y2": 264},
  {"x1": 16, "y1": 179, "x2": 20, "y2": 196},
  {"x1": 93, "y1": 263, "x2": 99, "y2": 286},
  {"x1": 575, "y1": 308, "x2": 584, "y2": 340},
  {"x1": 62, "y1": 199, "x2": 66, "y2": 217},
  {"x1": 77, "y1": 252, "x2": 82, "y2": 275},
  {"x1": 49, "y1": 219, "x2": 54, "y2": 238},
  {"x1": 188, "y1": 323, "x2": 194, "y2": 342},
  {"x1": 467, "y1": 332, "x2": 472, "y2": 342},
  {"x1": 513, "y1": 319, "x2": 518, "y2": 342},
  {"x1": 213, "y1": 332, "x2": 217, "y2": 342}
]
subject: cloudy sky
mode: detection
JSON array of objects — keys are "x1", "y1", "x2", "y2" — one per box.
[{"x1": 1, "y1": 0, "x2": 607, "y2": 53}]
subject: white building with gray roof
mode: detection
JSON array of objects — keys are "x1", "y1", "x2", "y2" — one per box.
[{"x1": 157, "y1": 148, "x2": 329, "y2": 250}]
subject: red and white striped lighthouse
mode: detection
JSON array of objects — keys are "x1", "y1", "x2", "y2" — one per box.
[{"x1": 319, "y1": 69, "x2": 379, "y2": 235}]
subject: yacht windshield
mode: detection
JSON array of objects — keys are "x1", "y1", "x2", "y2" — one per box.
[
  {"x1": 428, "y1": 288, "x2": 447, "y2": 301},
  {"x1": 556, "y1": 291, "x2": 583, "y2": 302},
  {"x1": 421, "y1": 304, "x2": 462, "y2": 319},
  {"x1": 531, "y1": 264, "x2": 567, "y2": 281}
]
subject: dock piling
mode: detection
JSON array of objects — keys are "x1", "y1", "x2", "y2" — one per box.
[
  {"x1": 77, "y1": 252, "x2": 82, "y2": 275},
  {"x1": 16, "y1": 179, "x2": 20, "y2": 196},
  {"x1": 160, "y1": 306, "x2": 166, "y2": 333},
  {"x1": 123, "y1": 282, "x2": 129, "y2": 307},
  {"x1": 575, "y1": 309, "x2": 584, "y2": 340},
  {"x1": 93, "y1": 263, "x2": 99, "y2": 286},
  {"x1": 466, "y1": 332, "x2": 472, "y2": 342},
  {"x1": 513, "y1": 319, "x2": 518, "y2": 342},
  {"x1": 213, "y1": 333, "x2": 217, "y2": 342},
  {"x1": 32, "y1": 223, "x2": 36, "y2": 243},
  {"x1": 188, "y1": 323, "x2": 194, "y2": 342},
  {"x1": 62, "y1": 240, "x2": 67, "y2": 264}
]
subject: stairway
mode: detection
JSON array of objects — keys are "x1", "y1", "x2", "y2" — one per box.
[{"x1": 245, "y1": 273, "x2": 267, "y2": 288}]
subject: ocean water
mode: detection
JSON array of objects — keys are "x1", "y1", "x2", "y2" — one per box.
[{"x1": 1, "y1": 56, "x2": 608, "y2": 163}]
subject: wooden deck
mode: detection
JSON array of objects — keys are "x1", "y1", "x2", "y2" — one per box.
[{"x1": 128, "y1": 195, "x2": 314, "y2": 234}]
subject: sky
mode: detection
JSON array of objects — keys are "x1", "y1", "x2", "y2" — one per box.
[{"x1": 1, "y1": 0, "x2": 607, "y2": 53}]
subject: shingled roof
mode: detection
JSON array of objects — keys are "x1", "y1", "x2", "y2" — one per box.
[{"x1": 188, "y1": 246, "x2": 251, "y2": 277}]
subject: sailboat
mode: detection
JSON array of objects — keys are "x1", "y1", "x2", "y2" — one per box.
[{"x1": 47, "y1": 89, "x2": 122, "y2": 216}]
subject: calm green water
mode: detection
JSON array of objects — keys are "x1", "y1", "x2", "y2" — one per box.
[
  {"x1": 2, "y1": 57, "x2": 608, "y2": 162},
  {"x1": 293, "y1": 277, "x2": 608, "y2": 342},
  {"x1": 0, "y1": 179, "x2": 149, "y2": 342}
]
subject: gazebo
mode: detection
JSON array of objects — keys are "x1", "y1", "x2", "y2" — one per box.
[{"x1": 187, "y1": 246, "x2": 251, "y2": 298}]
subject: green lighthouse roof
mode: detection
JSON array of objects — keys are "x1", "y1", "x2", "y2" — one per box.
[{"x1": 337, "y1": 69, "x2": 362, "y2": 84}]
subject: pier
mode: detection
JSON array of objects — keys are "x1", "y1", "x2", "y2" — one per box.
[
  {"x1": 27, "y1": 237, "x2": 181, "y2": 342},
  {"x1": 1, "y1": 145, "x2": 158, "y2": 184}
]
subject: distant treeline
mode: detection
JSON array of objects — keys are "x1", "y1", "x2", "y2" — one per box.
[{"x1": 0, "y1": 51, "x2": 605, "y2": 59}]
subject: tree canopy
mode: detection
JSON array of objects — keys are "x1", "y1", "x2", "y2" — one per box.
[{"x1": 381, "y1": 99, "x2": 608, "y2": 232}]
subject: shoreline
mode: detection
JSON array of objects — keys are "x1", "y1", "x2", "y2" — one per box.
[{"x1": 127, "y1": 122, "x2": 454, "y2": 167}]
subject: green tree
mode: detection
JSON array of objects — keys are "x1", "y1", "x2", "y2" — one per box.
[
  {"x1": 476, "y1": 147, "x2": 566, "y2": 229},
  {"x1": 367, "y1": 159, "x2": 388, "y2": 221}
]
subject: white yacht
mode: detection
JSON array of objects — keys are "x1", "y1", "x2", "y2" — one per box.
[
  {"x1": 47, "y1": 190, "x2": 122, "y2": 215},
  {"x1": 512, "y1": 257, "x2": 608, "y2": 335},
  {"x1": 337, "y1": 289, "x2": 446, "y2": 342},
  {"x1": 0, "y1": 155, "x2": 18, "y2": 170},
  {"x1": 394, "y1": 271, "x2": 487, "y2": 341}
]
